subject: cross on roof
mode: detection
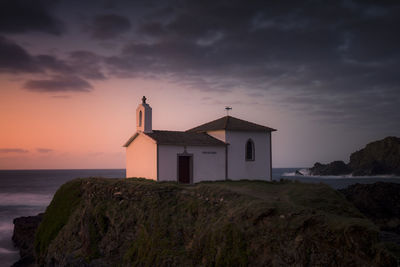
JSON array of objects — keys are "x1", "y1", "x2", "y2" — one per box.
[{"x1": 225, "y1": 106, "x2": 232, "y2": 115}]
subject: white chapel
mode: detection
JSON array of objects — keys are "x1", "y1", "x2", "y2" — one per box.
[{"x1": 124, "y1": 97, "x2": 276, "y2": 183}]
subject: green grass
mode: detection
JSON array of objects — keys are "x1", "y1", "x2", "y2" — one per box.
[
  {"x1": 34, "y1": 179, "x2": 83, "y2": 260},
  {"x1": 199, "y1": 179, "x2": 366, "y2": 219}
]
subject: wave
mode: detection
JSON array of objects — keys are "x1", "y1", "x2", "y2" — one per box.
[
  {"x1": 0, "y1": 247, "x2": 18, "y2": 254},
  {"x1": 282, "y1": 169, "x2": 310, "y2": 176},
  {"x1": 281, "y1": 170, "x2": 400, "y2": 179},
  {"x1": 0, "y1": 193, "x2": 52, "y2": 206},
  {"x1": 0, "y1": 222, "x2": 14, "y2": 233}
]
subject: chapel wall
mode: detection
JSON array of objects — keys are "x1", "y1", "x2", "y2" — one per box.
[
  {"x1": 225, "y1": 131, "x2": 272, "y2": 180},
  {"x1": 158, "y1": 145, "x2": 226, "y2": 183}
]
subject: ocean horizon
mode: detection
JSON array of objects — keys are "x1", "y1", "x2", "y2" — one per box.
[{"x1": 1, "y1": 168, "x2": 400, "y2": 266}]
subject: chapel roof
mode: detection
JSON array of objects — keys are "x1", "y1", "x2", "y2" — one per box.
[
  {"x1": 123, "y1": 130, "x2": 226, "y2": 147},
  {"x1": 187, "y1": 116, "x2": 276, "y2": 133}
]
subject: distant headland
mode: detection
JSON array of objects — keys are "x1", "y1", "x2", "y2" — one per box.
[{"x1": 299, "y1": 136, "x2": 400, "y2": 176}]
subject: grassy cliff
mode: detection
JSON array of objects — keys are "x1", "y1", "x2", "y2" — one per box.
[{"x1": 35, "y1": 178, "x2": 397, "y2": 266}]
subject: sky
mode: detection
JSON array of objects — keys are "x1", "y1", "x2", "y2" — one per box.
[{"x1": 0, "y1": 0, "x2": 399, "y2": 169}]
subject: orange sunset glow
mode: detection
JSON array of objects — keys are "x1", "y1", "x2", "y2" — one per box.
[{"x1": 1, "y1": 78, "x2": 286, "y2": 169}]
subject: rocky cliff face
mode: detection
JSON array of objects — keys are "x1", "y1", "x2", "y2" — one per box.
[
  {"x1": 349, "y1": 137, "x2": 400, "y2": 176},
  {"x1": 12, "y1": 213, "x2": 43, "y2": 267},
  {"x1": 308, "y1": 136, "x2": 400, "y2": 176},
  {"x1": 15, "y1": 178, "x2": 396, "y2": 266}
]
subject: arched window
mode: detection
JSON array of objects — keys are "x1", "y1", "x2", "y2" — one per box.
[
  {"x1": 245, "y1": 139, "x2": 255, "y2": 161},
  {"x1": 139, "y1": 110, "x2": 143, "y2": 127}
]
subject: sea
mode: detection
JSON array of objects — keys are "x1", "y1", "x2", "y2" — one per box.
[{"x1": 1, "y1": 168, "x2": 400, "y2": 266}]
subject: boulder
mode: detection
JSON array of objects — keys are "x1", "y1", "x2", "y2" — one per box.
[
  {"x1": 295, "y1": 170, "x2": 304, "y2": 176},
  {"x1": 12, "y1": 213, "x2": 43, "y2": 267}
]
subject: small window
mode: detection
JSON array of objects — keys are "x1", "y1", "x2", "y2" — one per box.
[
  {"x1": 139, "y1": 110, "x2": 142, "y2": 127},
  {"x1": 245, "y1": 139, "x2": 255, "y2": 161}
]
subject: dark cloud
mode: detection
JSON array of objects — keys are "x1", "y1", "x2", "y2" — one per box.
[
  {"x1": 1, "y1": 0, "x2": 399, "y2": 130},
  {"x1": 0, "y1": 0, "x2": 64, "y2": 35},
  {"x1": 0, "y1": 36, "x2": 39, "y2": 73},
  {"x1": 116, "y1": 1, "x2": 400, "y2": 79},
  {"x1": 24, "y1": 75, "x2": 92, "y2": 92},
  {"x1": 36, "y1": 148, "x2": 54, "y2": 153},
  {"x1": 68, "y1": 51, "x2": 106, "y2": 80},
  {"x1": 0, "y1": 148, "x2": 29, "y2": 153},
  {"x1": 138, "y1": 22, "x2": 165, "y2": 36},
  {"x1": 88, "y1": 14, "x2": 131, "y2": 40},
  {"x1": 0, "y1": 36, "x2": 92, "y2": 76},
  {"x1": 99, "y1": 0, "x2": 400, "y2": 130},
  {"x1": 0, "y1": 36, "x2": 105, "y2": 92},
  {"x1": 36, "y1": 55, "x2": 73, "y2": 73}
]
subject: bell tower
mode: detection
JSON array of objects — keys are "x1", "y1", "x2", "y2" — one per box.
[{"x1": 136, "y1": 96, "x2": 152, "y2": 133}]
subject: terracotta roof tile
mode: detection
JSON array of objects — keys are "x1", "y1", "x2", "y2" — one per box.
[
  {"x1": 147, "y1": 130, "x2": 226, "y2": 146},
  {"x1": 124, "y1": 130, "x2": 226, "y2": 147},
  {"x1": 123, "y1": 133, "x2": 139, "y2": 147},
  {"x1": 187, "y1": 116, "x2": 276, "y2": 133},
  {"x1": 124, "y1": 116, "x2": 276, "y2": 147}
]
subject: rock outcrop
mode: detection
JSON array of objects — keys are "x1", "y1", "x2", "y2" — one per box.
[
  {"x1": 349, "y1": 137, "x2": 400, "y2": 176},
  {"x1": 294, "y1": 170, "x2": 304, "y2": 176},
  {"x1": 13, "y1": 177, "x2": 397, "y2": 266},
  {"x1": 309, "y1": 161, "x2": 352, "y2": 176},
  {"x1": 12, "y1": 213, "x2": 43, "y2": 267},
  {"x1": 304, "y1": 136, "x2": 400, "y2": 176}
]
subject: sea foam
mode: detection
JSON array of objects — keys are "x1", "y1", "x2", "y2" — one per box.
[
  {"x1": 0, "y1": 193, "x2": 52, "y2": 206},
  {"x1": 281, "y1": 171, "x2": 400, "y2": 179}
]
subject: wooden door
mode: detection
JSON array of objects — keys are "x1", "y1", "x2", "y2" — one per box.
[{"x1": 178, "y1": 156, "x2": 191, "y2": 183}]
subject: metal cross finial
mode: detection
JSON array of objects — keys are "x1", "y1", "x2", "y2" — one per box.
[
  {"x1": 225, "y1": 106, "x2": 232, "y2": 116},
  {"x1": 142, "y1": 96, "x2": 147, "y2": 104}
]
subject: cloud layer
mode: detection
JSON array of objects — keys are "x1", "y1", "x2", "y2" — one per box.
[
  {"x1": 101, "y1": 1, "x2": 400, "y2": 129},
  {"x1": 0, "y1": 0, "x2": 399, "y2": 130},
  {"x1": 24, "y1": 75, "x2": 92, "y2": 92},
  {"x1": 0, "y1": 0, "x2": 64, "y2": 35},
  {"x1": 88, "y1": 14, "x2": 131, "y2": 40},
  {"x1": 0, "y1": 148, "x2": 29, "y2": 153},
  {"x1": 0, "y1": 36, "x2": 105, "y2": 92}
]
